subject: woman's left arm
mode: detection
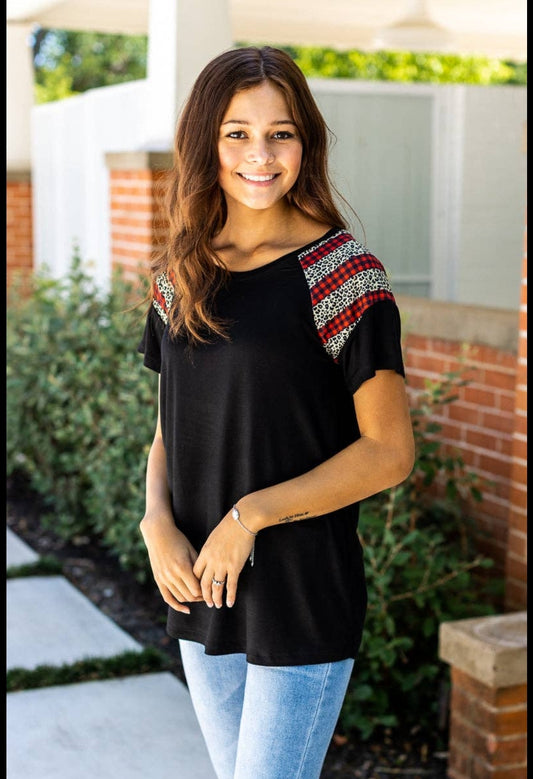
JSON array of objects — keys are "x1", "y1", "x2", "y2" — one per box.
[{"x1": 194, "y1": 369, "x2": 415, "y2": 607}]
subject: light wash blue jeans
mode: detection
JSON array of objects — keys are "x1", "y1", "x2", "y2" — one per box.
[{"x1": 179, "y1": 639, "x2": 354, "y2": 779}]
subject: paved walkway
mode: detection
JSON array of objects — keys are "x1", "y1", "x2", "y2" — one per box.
[{"x1": 6, "y1": 527, "x2": 216, "y2": 779}]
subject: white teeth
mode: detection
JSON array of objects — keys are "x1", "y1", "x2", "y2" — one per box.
[{"x1": 239, "y1": 173, "x2": 277, "y2": 182}]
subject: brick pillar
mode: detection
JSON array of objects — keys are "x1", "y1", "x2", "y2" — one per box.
[
  {"x1": 105, "y1": 151, "x2": 173, "y2": 292},
  {"x1": 505, "y1": 216, "x2": 527, "y2": 610},
  {"x1": 440, "y1": 612, "x2": 527, "y2": 779},
  {"x1": 6, "y1": 171, "x2": 33, "y2": 296}
]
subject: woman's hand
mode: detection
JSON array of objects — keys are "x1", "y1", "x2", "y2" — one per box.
[
  {"x1": 193, "y1": 511, "x2": 255, "y2": 609},
  {"x1": 140, "y1": 513, "x2": 203, "y2": 615}
]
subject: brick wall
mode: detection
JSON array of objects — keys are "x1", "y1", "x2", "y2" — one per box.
[
  {"x1": 448, "y1": 668, "x2": 527, "y2": 779},
  {"x1": 403, "y1": 333, "x2": 517, "y2": 573},
  {"x1": 6, "y1": 173, "x2": 33, "y2": 294},
  {"x1": 504, "y1": 224, "x2": 527, "y2": 610},
  {"x1": 107, "y1": 152, "x2": 172, "y2": 295}
]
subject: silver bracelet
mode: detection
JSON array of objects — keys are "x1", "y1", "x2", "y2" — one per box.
[
  {"x1": 232, "y1": 505, "x2": 257, "y2": 566},
  {"x1": 231, "y1": 505, "x2": 257, "y2": 536}
]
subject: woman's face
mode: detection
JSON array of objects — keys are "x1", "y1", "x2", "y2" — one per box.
[{"x1": 217, "y1": 81, "x2": 303, "y2": 213}]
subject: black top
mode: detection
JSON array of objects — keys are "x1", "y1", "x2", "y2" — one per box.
[{"x1": 138, "y1": 228, "x2": 405, "y2": 666}]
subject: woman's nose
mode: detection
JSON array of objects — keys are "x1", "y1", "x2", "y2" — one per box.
[{"x1": 247, "y1": 140, "x2": 274, "y2": 164}]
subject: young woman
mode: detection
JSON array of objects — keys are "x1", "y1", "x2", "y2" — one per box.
[{"x1": 138, "y1": 46, "x2": 415, "y2": 779}]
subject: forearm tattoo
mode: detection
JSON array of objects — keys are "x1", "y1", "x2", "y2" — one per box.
[{"x1": 278, "y1": 511, "x2": 311, "y2": 524}]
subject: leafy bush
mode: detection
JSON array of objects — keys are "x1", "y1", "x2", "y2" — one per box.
[
  {"x1": 7, "y1": 250, "x2": 157, "y2": 577},
  {"x1": 340, "y1": 371, "x2": 503, "y2": 741}
]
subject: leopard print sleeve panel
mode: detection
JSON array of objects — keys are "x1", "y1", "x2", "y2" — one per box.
[
  {"x1": 152, "y1": 270, "x2": 175, "y2": 325},
  {"x1": 297, "y1": 229, "x2": 395, "y2": 362}
]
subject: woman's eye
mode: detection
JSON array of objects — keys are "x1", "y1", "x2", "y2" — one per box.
[{"x1": 224, "y1": 130, "x2": 295, "y2": 140}]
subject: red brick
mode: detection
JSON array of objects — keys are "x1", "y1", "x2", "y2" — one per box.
[
  {"x1": 508, "y1": 508, "x2": 527, "y2": 533},
  {"x1": 451, "y1": 671, "x2": 527, "y2": 708},
  {"x1": 111, "y1": 169, "x2": 153, "y2": 181},
  {"x1": 7, "y1": 180, "x2": 34, "y2": 298},
  {"x1": 505, "y1": 579, "x2": 527, "y2": 610},
  {"x1": 464, "y1": 385, "x2": 500, "y2": 408},
  {"x1": 505, "y1": 556, "x2": 527, "y2": 583},
  {"x1": 466, "y1": 428, "x2": 506, "y2": 451},
  {"x1": 479, "y1": 496, "x2": 513, "y2": 523},
  {"x1": 404, "y1": 334, "x2": 429, "y2": 351},
  {"x1": 506, "y1": 531, "x2": 527, "y2": 560},
  {"x1": 512, "y1": 387, "x2": 527, "y2": 414},
  {"x1": 511, "y1": 412, "x2": 527, "y2": 437},
  {"x1": 487, "y1": 768, "x2": 527, "y2": 779},
  {"x1": 478, "y1": 453, "x2": 512, "y2": 481},
  {"x1": 451, "y1": 714, "x2": 527, "y2": 766},
  {"x1": 481, "y1": 410, "x2": 515, "y2": 435},
  {"x1": 110, "y1": 194, "x2": 154, "y2": 207},
  {"x1": 448, "y1": 402, "x2": 482, "y2": 426},
  {"x1": 448, "y1": 743, "x2": 475, "y2": 779},
  {"x1": 509, "y1": 460, "x2": 527, "y2": 486},
  {"x1": 483, "y1": 370, "x2": 518, "y2": 393},
  {"x1": 452, "y1": 688, "x2": 527, "y2": 737}
]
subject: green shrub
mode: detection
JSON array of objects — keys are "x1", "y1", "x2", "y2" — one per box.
[
  {"x1": 238, "y1": 43, "x2": 526, "y2": 85},
  {"x1": 340, "y1": 370, "x2": 503, "y2": 741},
  {"x1": 7, "y1": 249, "x2": 157, "y2": 578}
]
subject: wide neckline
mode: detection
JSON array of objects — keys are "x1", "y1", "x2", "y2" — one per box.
[{"x1": 226, "y1": 227, "x2": 341, "y2": 278}]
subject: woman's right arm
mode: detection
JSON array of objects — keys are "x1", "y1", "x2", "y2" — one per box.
[{"x1": 140, "y1": 377, "x2": 203, "y2": 614}]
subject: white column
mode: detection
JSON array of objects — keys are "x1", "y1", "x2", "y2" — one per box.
[
  {"x1": 144, "y1": 0, "x2": 233, "y2": 149},
  {"x1": 6, "y1": 22, "x2": 35, "y2": 172}
]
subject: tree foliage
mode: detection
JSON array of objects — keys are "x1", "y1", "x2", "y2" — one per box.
[
  {"x1": 276, "y1": 45, "x2": 527, "y2": 85},
  {"x1": 31, "y1": 27, "x2": 525, "y2": 104},
  {"x1": 31, "y1": 27, "x2": 148, "y2": 103}
]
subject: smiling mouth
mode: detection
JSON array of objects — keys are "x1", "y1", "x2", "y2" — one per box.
[{"x1": 237, "y1": 173, "x2": 280, "y2": 182}]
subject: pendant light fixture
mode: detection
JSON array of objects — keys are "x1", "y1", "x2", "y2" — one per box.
[{"x1": 373, "y1": 0, "x2": 454, "y2": 53}]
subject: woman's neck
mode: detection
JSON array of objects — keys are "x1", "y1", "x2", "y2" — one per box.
[
  {"x1": 215, "y1": 200, "x2": 297, "y2": 255},
  {"x1": 212, "y1": 208, "x2": 332, "y2": 273}
]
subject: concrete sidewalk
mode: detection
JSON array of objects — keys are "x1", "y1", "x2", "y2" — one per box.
[{"x1": 6, "y1": 527, "x2": 216, "y2": 779}]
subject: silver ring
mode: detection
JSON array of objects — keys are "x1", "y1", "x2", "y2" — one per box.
[{"x1": 212, "y1": 577, "x2": 225, "y2": 587}]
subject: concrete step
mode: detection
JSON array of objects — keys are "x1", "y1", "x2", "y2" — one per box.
[
  {"x1": 7, "y1": 575, "x2": 142, "y2": 671},
  {"x1": 7, "y1": 672, "x2": 216, "y2": 779},
  {"x1": 6, "y1": 526, "x2": 39, "y2": 568}
]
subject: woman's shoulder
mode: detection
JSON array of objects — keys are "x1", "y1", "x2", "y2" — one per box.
[{"x1": 298, "y1": 227, "x2": 389, "y2": 280}]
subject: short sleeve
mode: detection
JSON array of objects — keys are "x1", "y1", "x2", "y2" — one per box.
[
  {"x1": 137, "y1": 305, "x2": 165, "y2": 373},
  {"x1": 137, "y1": 270, "x2": 175, "y2": 373},
  {"x1": 296, "y1": 229, "x2": 405, "y2": 394},
  {"x1": 338, "y1": 299, "x2": 405, "y2": 395}
]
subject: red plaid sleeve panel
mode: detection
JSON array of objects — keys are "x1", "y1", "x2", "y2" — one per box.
[
  {"x1": 297, "y1": 229, "x2": 395, "y2": 362},
  {"x1": 152, "y1": 269, "x2": 176, "y2": 324}
]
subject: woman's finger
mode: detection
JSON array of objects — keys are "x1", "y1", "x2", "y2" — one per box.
[
  {"x1": 180, "y1": 568, "x2": 203, "y2": 601},
  {"x1": 225, "y1": 572, "x2": 238, "y2": 608},
  {"x1": 200, "y1": 569, "x2": 215, "y2": 608},
  {"x1": 192, "y1": 555, "x2": 206, "y2": 582},
  {"x1": 158, "y1": 583, "x2": 191, "y2": 614},
  {"x1": 175, "y1": 575, "x2": 203, "y2": 603},
  {"x1": 211, "y1": 573, "x2": 226, "y2": 609}
]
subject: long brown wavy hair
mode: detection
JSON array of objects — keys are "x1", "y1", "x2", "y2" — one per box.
[{"x1": 151, "y1": 45, "x2": 350, "y2": 345}]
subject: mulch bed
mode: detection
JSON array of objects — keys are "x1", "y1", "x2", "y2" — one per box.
[{"x1": 6, "y1": 476, "x2": 449, "y2": 778}]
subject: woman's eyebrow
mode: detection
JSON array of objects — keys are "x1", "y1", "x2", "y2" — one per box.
[{"x1": 221, "y1": 119, "x2": 297, "y2": 126}]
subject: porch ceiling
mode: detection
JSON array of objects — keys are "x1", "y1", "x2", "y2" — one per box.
[{"x1": 6, "y1": 0, "x2": 527, "y2": 60}]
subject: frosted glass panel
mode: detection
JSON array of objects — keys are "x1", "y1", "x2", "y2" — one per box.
[{"x1": 314, "y1": 90, "x2": 432, "y2": 298}]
